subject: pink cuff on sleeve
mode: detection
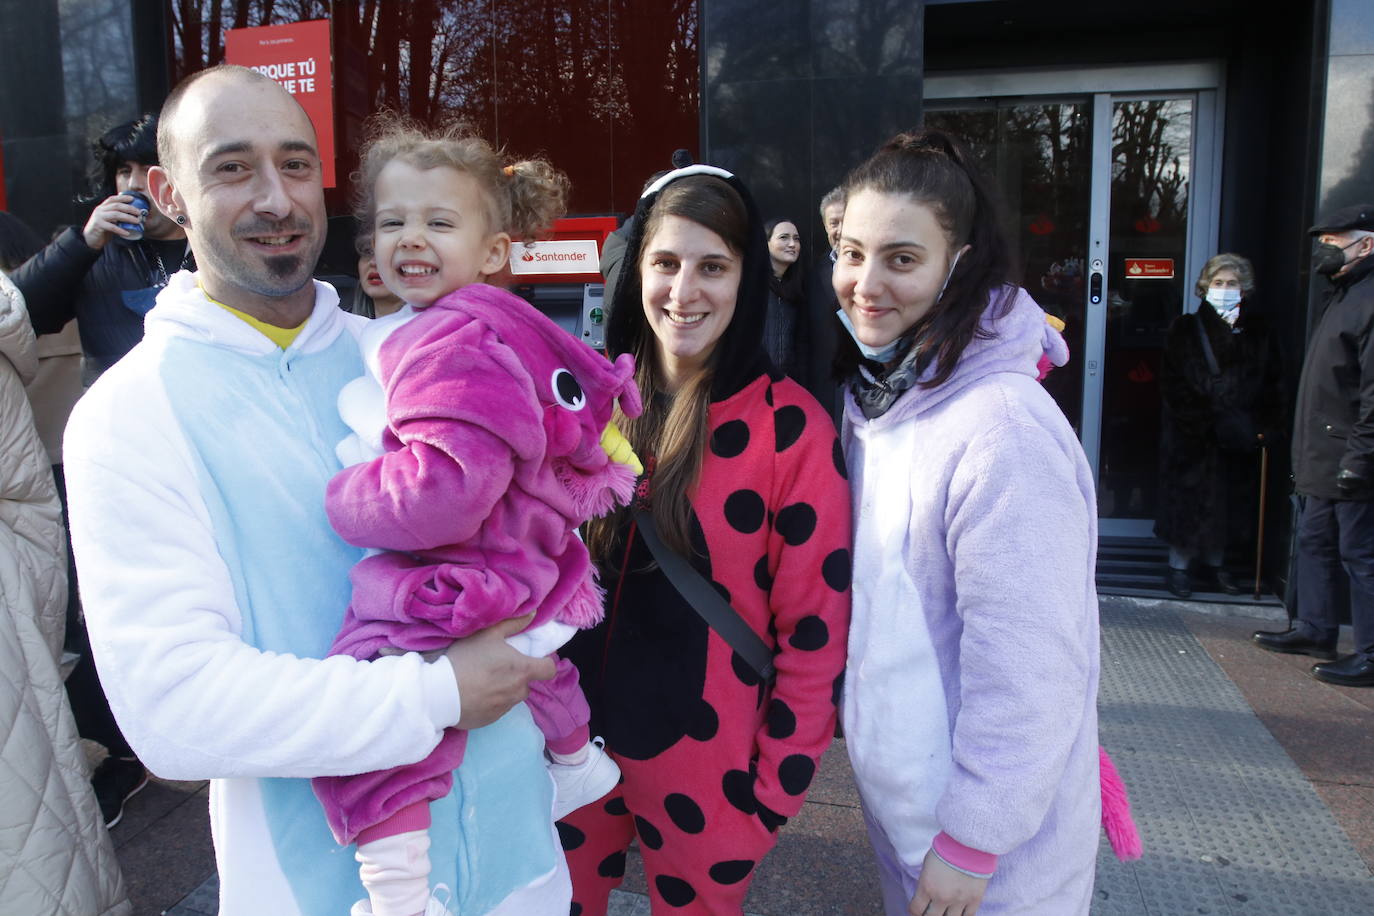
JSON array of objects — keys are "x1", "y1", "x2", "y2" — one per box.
[{"x1": 932, "y1": 831, "x2": 998, "y2": 878}]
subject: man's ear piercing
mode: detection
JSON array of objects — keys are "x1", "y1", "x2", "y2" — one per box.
[{"x1": 176, "y1": 215, "x2": 187, "y2": 225}]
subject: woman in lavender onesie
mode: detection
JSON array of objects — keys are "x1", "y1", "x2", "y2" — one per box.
[{"x1": 835, "y1": 128, "x2": 1101, "y2": 915}]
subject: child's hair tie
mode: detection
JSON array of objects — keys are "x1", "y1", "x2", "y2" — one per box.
[{"x1": 502, "y1": 165, "x2": 516, "y2": 177}]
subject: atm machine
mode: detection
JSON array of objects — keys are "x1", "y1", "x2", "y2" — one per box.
[{"x1": 506, "y1": 216, "x2": 618, "y2": 351}]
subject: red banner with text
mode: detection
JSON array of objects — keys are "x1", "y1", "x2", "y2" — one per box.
[{"x1": 225, "y1": 20, "x2": 336, "y2": 187}]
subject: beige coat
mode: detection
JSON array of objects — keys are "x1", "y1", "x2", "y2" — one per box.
[
  {"x1": 24, "y1": 320, "x2": 84, "y2": 466},
  {"x1": 0, "y1": 271, "x2": 130, "y2": 915}
]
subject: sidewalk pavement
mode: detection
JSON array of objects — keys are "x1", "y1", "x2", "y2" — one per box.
[{"x1": 108, "y1": 595, "x2": 1373, "y2": 915}]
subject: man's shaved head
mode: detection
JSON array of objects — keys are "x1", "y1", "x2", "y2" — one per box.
[
  {"x1": 157, "y1": 65, "x2": 311, "y2": 180},
  {"x1": 147, "y1": 63, "x2": 326, "y2": 322}
]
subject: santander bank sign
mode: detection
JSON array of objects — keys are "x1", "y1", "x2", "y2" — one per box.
[{"x1": 509, "y1": 239, "x2": 601, "y2": 276}]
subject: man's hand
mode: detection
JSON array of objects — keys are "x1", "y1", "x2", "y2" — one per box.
[
  {"x1": 82, "y1": 193, "x2": 145, "y2": 250},
  {"x1": 1337, "y1": 468, "x2": 1372, "y2": 500},
  {"x1": 910, "y1": 847, "x2": 989, "y2": 916},
  {"x1": 444, "y1": 614, "x2": 557, "y2": 730}
]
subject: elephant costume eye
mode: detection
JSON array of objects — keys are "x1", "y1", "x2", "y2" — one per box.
[{"x1": 551, "y1": 368, "x2": 586, "y2": 410}]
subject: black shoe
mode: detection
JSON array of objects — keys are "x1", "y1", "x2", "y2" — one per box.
[
  {"x1": 1213, "y1": 567, "x2": 1244, "y2": 596},
  {"x1": 1165, "y1": 567, "x2": 1191, "y2": 598},
  {"x1": 93, "y1": 756, "x2": 148, "y2": 828},
  {"x1": 1252, "y1": 627, "x2": 1338, "y2": 660},
  {"x1": 1311, "y1": 653, "x2": 1374, "y2": 687}
]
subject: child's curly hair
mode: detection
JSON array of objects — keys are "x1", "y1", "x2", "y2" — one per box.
[{"x1": 354, "y1": 113, "x2": 569, "y2": 241}]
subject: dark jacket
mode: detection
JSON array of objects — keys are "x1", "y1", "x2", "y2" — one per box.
[
  {"x1": 1292, "y1": 254, "x2": 1374, "y2": 499},
  {"x1": 1154, "y1": 303, "x2": 1284, "y2": 552},
  {"x1": 9, "y1": 227, "x2": 191, "y2": 382}
]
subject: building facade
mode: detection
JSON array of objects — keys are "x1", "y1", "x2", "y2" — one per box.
[{"x1": 2, "y1": 0, "x2": 1371, "y2": 598}]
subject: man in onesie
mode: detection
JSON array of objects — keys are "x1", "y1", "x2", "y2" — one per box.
[{"x1": 62, "y1": 65, "x2": 569, "y2": 915}]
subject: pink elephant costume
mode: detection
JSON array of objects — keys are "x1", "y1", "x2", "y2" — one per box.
[{"x1": 312, "y1": 283, "x2": 642, "y2": 847}]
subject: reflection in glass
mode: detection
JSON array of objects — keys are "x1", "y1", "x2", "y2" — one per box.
[
  {"x1": 925, "y1": 101, "x2": 1091, "y2": 432},
  {"x1": 1100, "y1": 99, "x2": 1191, "y2": 519},
  {"x1": 167, "y1": 1, "x2": 699, "y2": 216}
]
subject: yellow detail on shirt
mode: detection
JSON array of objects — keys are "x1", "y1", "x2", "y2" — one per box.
[{"x1": 203, "y1": 288, "x2": 307, "y2": 349}]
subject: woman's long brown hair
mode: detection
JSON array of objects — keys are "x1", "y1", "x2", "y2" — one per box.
[{"x1": 586, "y1": 175, "x2": 750, "y2": 563}]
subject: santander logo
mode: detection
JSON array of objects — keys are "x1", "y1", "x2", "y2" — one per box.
[{"x1": 509, "y1": 239, "x2": 600, "y2": 275}]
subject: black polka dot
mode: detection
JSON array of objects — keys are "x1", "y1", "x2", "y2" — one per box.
[
  {"x1": 832, "y1": 670, "x2": 845, "y2": 706},
  {"x1": 556, "y1": 821, "x2": 585, "y2": 851},
  {"x1": 709, "y1": 859, "x2": 756, "y2": 885},
  {"x1": 597, "y1": 850, "x2": 627, "y2": 878},
  {"x1": 603, "y1": 795, "x2": 628, "y2": 816},
  {"x1": 710, "y1": 419, "x2": 750, "y2": 458},
  {"x1": 774, "y1": 405, "x2": 806, "y2": 452},
  {"x1": 724, "y1": 490, "x2": 766, "y2": 533},
  {"x1": 664, "y1": 793, "x2": 706, "y2": 834},
  {"x1": 655, "y1": 874, "x2": 697, "y2": 907},
  {"x1": 722, "y1": 768, "x2": 757, "y2": 815},
  {"x1": 775, "y1": 503, "x2": 817, "y2": 545},
  {"x1": 779, "y1": 754, "x2": 816, "y2": 795},
  {"x1": 712, "y1": 580, "x2": 731, "y2": 605},
  {"x1": 766, "y1": 698, "x2": 797, "y2": 739},
  {"x1": 764, "y1": 385, "x2": 774, "y2": 406},
  {"x1": 570, "y1": 904, "x2": 583, "y2": 916},
  {"x1": 789, "y1": 615, "x2": 829, "y2": 651},
  {"x1": 732, "y1": 650, "x2": 762, "y2": 687},
  {"x1": 635, "y1": 814, "x2": 664, "y2": 850},
  {"x1": 687, "y1": 700, "x2": 719, "y2": 742},
  {"x1": 833, "y1": 438, "x2": 848, "y2": 479},
  {"x1": 753, "y1": 554, "x2": 773, "y2": 591},
  {"x1": 822, "y1": 548, "x2": 851, "y2": 592}
]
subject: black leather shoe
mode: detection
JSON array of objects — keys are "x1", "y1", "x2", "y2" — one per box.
[
  {"x1": 1213, "y1": 567, "x2": 1244, "y2": 595},
  {"x1": 1311, "y1": 653, "x2": 1374, "y2": 687},
  {"x1": 1165, "y1": 567, "x2": 1191, "y2": 598},
  {"x1": 1252, "y1": 627, "x2": 1338, "y2": 660}
]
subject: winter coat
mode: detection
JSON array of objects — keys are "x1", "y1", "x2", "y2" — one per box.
[
  {"x1": 9, "y1": 226, "x2": 191, "y2": 383},
  {"x1": 1292, "y1": 254, "x2": 1374, "y2": 499},
  {"x1": 0, "y1": 272, "x2": 130, "y2": 915},
  {"x1": 842, "y1": 286, "x2": 1101, "y2": 914},
  {"x1": 1155, "y1": 303, "x2": 1284, "y2": 553}
]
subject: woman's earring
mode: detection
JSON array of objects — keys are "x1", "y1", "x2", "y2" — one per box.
[{"x1": 176, "y1": 214, "x2": 187, "y2": 225}]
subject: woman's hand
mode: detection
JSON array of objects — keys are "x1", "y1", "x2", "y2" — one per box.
[{"x1": 909, "y1": 847, "x2": 988, "y2": 916}]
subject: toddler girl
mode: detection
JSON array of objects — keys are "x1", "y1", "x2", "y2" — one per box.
[{"x1": 313, "y1": 119, "x2": 641, "y2": 916}]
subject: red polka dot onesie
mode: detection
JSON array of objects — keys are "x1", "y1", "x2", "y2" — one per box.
[{"x1": 561, "y1": 369, "x2": 852, "y2": 914}]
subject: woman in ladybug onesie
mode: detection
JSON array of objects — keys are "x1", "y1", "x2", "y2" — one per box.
[{"x1": 560, "y1": 165, "x2": 852, "y2": 914}]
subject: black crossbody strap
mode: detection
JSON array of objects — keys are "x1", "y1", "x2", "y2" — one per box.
[
  {"x1": 1194, "y1": 313, "x2": 1222, "y2": 378},
  {"x1": 634, "y1": 509, "x2": 776, "y2": 682}
]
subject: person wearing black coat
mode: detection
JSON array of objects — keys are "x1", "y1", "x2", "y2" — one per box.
[
  {"x1": 1155, "y1": 253, "x2": 1283, "y2": 598},
  {"x1": 9, "y1": 115, "x2": 191, "y2": 385},
  {"x1": 1255, "y1": 204, "x2": 1374, "y2": 687}
]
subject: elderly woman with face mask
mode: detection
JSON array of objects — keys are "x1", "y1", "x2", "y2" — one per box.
[{"x1": 1155, "y1": 253, "x2": 1284, "y2": 597}]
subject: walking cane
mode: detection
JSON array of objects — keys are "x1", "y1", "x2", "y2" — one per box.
[{"x1": 1253, "y1": 444, "x2": 1270, "y2": 600}]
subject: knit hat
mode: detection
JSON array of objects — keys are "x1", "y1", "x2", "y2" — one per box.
[{"x1": 604, "y1": 164, "x2": 771, "y2": 402}]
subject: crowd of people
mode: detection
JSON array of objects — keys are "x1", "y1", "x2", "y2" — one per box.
[{"x1": 0, "y1": 58, "x2": 1369, "y2": 916}]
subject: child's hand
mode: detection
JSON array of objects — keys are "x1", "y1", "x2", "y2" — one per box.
[
  {"x1": 444, "y1": 614, "x2": 557, "y2": 729},
  {"x1": 910, "y1": 847, "x2": 988, "y2": 916}
]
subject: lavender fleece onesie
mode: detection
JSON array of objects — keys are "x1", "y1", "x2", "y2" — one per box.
[{"x1": 841, "y1": 286, "x2": 1101, "y2": 915}]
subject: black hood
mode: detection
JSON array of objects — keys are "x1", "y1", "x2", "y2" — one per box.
[{"x1": 604, "y1": 164, "x2": 772, "y2": 402}]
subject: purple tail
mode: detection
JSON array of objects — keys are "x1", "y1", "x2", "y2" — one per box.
[{"x1": 1100, "y1": 746, "x2": 1143, "y2": 861}]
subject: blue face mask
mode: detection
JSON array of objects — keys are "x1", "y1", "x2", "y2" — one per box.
[{"x1": 837, "y1": 249, "x2": 964, "y2": 363}]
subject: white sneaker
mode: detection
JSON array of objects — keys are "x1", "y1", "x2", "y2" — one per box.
[
  {"x1": 550, "y1": 737, "x2": 620, "y2": 820},
  {"x1": 349, "y1": 884, "x2": 454, "y2": 916}
]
